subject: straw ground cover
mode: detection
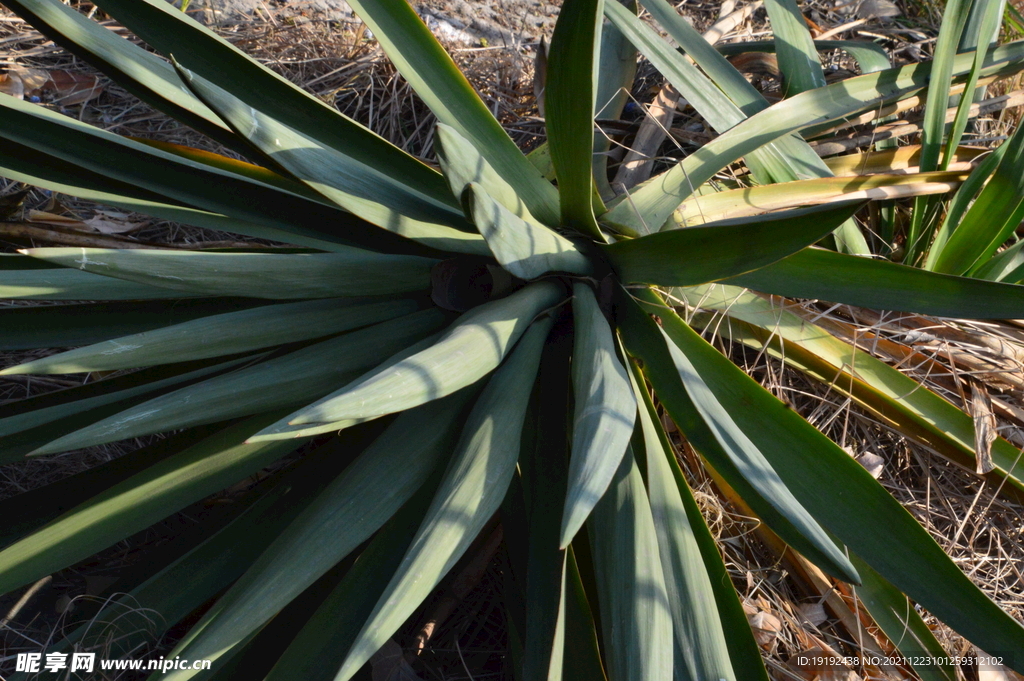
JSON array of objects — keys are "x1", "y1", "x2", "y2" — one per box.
[{"x1": 2, "y1": 0, "x2": 1024, "y2": 679}]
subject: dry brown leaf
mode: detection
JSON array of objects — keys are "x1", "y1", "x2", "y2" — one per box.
[
  {"x1": 970, "y1": 379, "x2": 997, "y2": 474},
  {"x1": 2, "y1": 68, "x2": 103, "y2": 105},
  {"x1": 798, "y1": 602, "x2": 829, "y2": 628},
  {"x1": 977, "y1": 647, "x2": 1024, "y2": 681},
  {"x1": 749, "y1": 610, "x2": 782, "y2": 647},
  {"x1": 84, "y1": 216, "x2": 146, "y2": 234},
  {"x1": 856, "y1": 451, "x2": 885, "y2": 479}
]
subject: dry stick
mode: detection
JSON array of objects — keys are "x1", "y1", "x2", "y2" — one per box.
[
  {"x1": 0, "y1": 575, "x2": 52, "y2": 628},
  {"x1": 612, "y1": 83, "x2": 681, "y2": 193},
  {"x1": 405, "y1": 521, "x2": 505, "y2": 663},
  {"x1": 810, "y1": 89, "x2": 1024, "y2": 157}
]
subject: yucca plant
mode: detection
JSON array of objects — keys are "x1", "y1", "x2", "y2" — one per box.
[{"x1": 2, "y1": 0, "x2": 1024, "y2": 679}]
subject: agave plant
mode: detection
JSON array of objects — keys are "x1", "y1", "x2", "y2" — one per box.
[{"x1": 2, "y1": 0, "x2": 1024, "y2": 679}]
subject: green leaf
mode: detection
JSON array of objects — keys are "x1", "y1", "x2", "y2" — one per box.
[
  {"x1": 637, "y1": 291, "x2": 1024, "y2": 670},
  {"x1": 943, "y1": 0, "x2": 1005, "y2": 167},
  {"x1": 466, "y1": 184, "x2": 593, "y2": 280},
  {"x1": 930, "y1": 119, "x2": 1024, "y2": 275},
  {"x1": 587, "y1": 448, "x2": 674, "y2": 681},
  {"x1": 925, "y1": 142, "x2": 1009, "y2": 269},
  {"x1": 22, "y1": 248, "x2": 435, "y2": 300},
  {"x1": 764, "y1": 0, "x2": 826, "y2": 96},
  {"x1": 630, "y1": 364, "x2": 738, "y2": 681},
  {"x1": 261, "y1": 485, "x2": 435, "y2": 681},
  {"x1": 2, "y1": 297, "x2": 421, "y2": 374},
  {"x1": 560, "y1": 283, "x2": 636, "y2": 548},
  {"x1": 435, "y1": 123, "x2": 537, "y2": 222},
  {"x1": 675, "y1": 283, "x2": 1024, "y2": 494},
  {"x1": 244, "y1": 332, "x2": 444, "y2": 442},
  {"x1": 594, "y1": 3, "x2": 638, "y2": 201},
  {"x1": 616, "y1": 289, "x2": 860, "y2": 583},
  {"x1": 29, "y1": 310, "x2": 447, "y2": 454},
  {"x1": 0, "y1": 298, "x2": 261, "y2": 351},
  {"x1": 603, "y1": 0, "x2": 869, "y2": 250},
  {"x1": 519, "y1": 313, "x2": 573, "y2": 681},
  {"x1": 0, "y1": 263, "x2": 192, "y2": 300},
  {"x1": 0, "y1": 356, "x2": 253, "y2": 440},
  {"x1": 919, "y1": 0, "x2": 974, "y2": 172},
  {"x1": 0, "y1": 413, "x2": 303, "y2": 595},
  {"x1": 175, "y1": 66, "x2": 490, "y2": 256},
  {"x1": 0, "y1": 426, "x2": 221, "y2": 549},
  {"x1": 546, "y1": 0, "x2": 605, "y2": 238},
  {"x1": 11, "y1": 444, "x2": 354, "y2": 671},
  {"x1": 604, "y1": 40, "x2": 1024, "y2": 232},
  {"x1": 604, "y1": 201, "x2": 864, "y2": 286},
  {"x1": 1, "y1": 0, "x2": 239, "y2": 149},
  {"x1": 287, "y1": 281, "x2": 565, "y2": 424},
  {"x1": 727, "y1": 246, "x2": 1024, "y2": 318},
  {"x1": 976, "y1": 239, "x2": 1024, "y2": 282},
  {"x1": 88, "y1": 0, "x2": 453, "y2": 206},
  {"x1": 336, "y1": 317, "x2": 553, "y2": 681},
  {"x1": 632, "y1": 358, "x2": 770, "y2": 681},
  {"x1": 165, "y1": 389, "x2": 474, "y2": 676},
  {"x1": 335, "y1": 0, "x2": 561, "y2": 226},
  {"x1": 0, "y1": 94, "x2": 433, "y2": 254},
  {"x1": 562, "y1": 546, "x2": 609, "y2": 681},
  {"x1": 0, "y1": 137, "x2": 406, "y2": 254}
]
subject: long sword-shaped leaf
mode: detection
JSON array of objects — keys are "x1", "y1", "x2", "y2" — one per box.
[
  {"x1": 930, "y1": 118, "x2": 1024, "y2": 275},
  {"x1": 604, "y1": 201, "x2": 863, "y2": 286},
  {"x1": 976, "y1": 239, "x2": 1024, "y2": 283},
  {"x1": 0, "y1": 137, "x2": 407, "y2": 254},
  {"x1": 7, "y1": 445, "x2": 354, "y2": 673},
  {"x1": 0, "y1": 265, "x2": 188, "y2": 300},
  {"x1": 0, "y1": 413, "x2": 303, "y2": 595},
  {"x1": 175, "y1": 66, "x2": 489, "y2": 256},
  {"x1": 335, "y1": 0, "x2": 561, "y2": 226},
  {"x1": 676, "y1": 284, "x2": 1024, "y2": 493},
  {"x1": 23, "y1": 248, "x2": 435, "y2": 300},
  {"x1": 634, "y1": 360, "x2": 770, "y2": 681},
  {"x1": 261, "y1": 485, "x2": 435, "y2": 681},
  {"x1": 163, "y1": 390, "x2": 473, "y2": 678},
  {"x1": 520, "y1": 314, "x2": 572, "y2": 681},
  {"x1": 604, "y1": 40, "x2": 1024, "y2": 232},
  {"x1": 1, "y1": 0, "x2": 239, "y2": 148},
  {"x1": 435, "y1": 123, "x2": 537, "y2": 222},
  {"x1": 639, "y1": 291, "x2": 1024, "y2": 670},
  {"x1": 0, "y1": 426, "x2": 223, "y2": 549},
  {"x1": 594, "y1": 2, "x2": 638, "y2": 201},
  {"x1": 1, "y1": 297, "x2": 421, "y2": 375},
  {"x1": 676, "y1": 171, "x2": 966, "y2": 225},
  {"x1": 764, "y1": 0, "x2": 826, "y2": 96},
  {"x1": 0, "y1": 94, "x2": 436, "y2": 254},
  {"x1": 727, "y1": 247, "x2": 1024, "y2": 318},
  {"x1": 588, "y1": 447, "x2": 674, "y2": 681},
  {"x1": 0, "y1": 356, "x2": 253, "y2": 440},
  {"x1": 630, "y1": 364, "x2": 738, "y2": 681},
  {"x1": 0, "y1": 299, "x2": 261, "y2": 351},
  {"x1": 87, "y1": 0, "x2": 453, "y2": 205},
  {"x1": 467, "y1": 184, "x2": 593, "y2": 280},
  {"x1": 30, "y1": 310, "x2": 446, "y2": 455},
  {"x1": 560, "y1": 284, "x2": 636, "y2": 548},
  {"x1": 616, "y1": 289, "x2": 860, "y2": 583},
  {"x1": 287, "y1": 281, "x2": 565, "y2": 424},
  {"x1": 547, "y1": 0, "x2": 605, "y2": 238},
  {"x1": 604, "y1": 1, "x2": 869, "y2": 250},
  {"x1": 335, "y1": 317, "x2": 552, "y2": 681}
]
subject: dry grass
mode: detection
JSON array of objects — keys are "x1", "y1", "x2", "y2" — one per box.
[{"x1": 2, "y1": 0, "x2": 1024, "y2": 679}]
